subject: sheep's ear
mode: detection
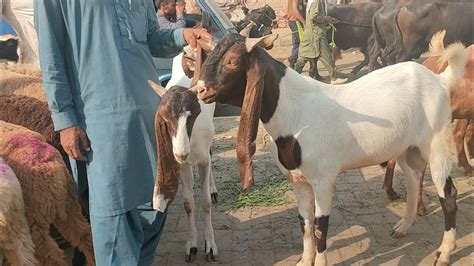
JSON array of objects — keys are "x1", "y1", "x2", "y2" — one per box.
[
  {"x1": 239, "y1": 21, "x2": 255, "y2": 38},
  {"x1": 148, "y1": 80, "x2": 167, "y2": 97},
  {"x1": 245, "y1": 34, "x2": 278, "y2": 53}
]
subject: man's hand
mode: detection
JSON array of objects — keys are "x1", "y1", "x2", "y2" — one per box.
[
  {"x1": 176, "y1": 2, "x2": 185, "y2": 16},
  {"x1": 183, "y1": 28, "x2": 213, "y2": 49},
  {"x1": 324, "y1": 16, "x2": 339, "y2": 25},
  {"x1": 60, "y1": 126, "x2": 90, "y2": 161}
]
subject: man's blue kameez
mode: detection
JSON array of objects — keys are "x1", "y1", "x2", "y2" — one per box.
[{"x1": 35, "y1": 0, "x2": 185, "y2": 264}]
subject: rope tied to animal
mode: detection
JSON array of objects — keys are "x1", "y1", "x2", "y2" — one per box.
[
  {"x1": 336, "y1": 20, "x2": 372, "y2": 28},
  {"x1": 328, "y1": 23, "x2": 337, "y2": 50}
]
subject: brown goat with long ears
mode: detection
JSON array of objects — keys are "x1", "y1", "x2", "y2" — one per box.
[
  {"x1": 150, "y1": 82, "x2": 218, "y2": 262},
  {"x1": 0, "y1": 121, "x2": 95, "y2": 265},
  {"x1": 383, "y1": 31, "x2": 474, "y2": 215},
  {"x1": 192, "y1": 33, "x2": 466, "y2": 265}
]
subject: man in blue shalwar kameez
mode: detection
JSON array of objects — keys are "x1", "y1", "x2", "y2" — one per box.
[{"x1": 34, "y1": 0, "x2": 211, "y2": 265}]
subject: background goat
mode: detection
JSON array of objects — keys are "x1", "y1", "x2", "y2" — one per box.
[
  {"x1": 191, "y1": 33, "x2": 467, "y2": 265},
  {"x1": 382, "y1": 31, "x2": 474, "y2": 215},
  {"x1": 149, "y1": 81, "x2": 218, "y2": 263}
]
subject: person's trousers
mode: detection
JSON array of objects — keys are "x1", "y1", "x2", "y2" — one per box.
[
  {"x1": 90, "y1": 204, "x2": 167, "y2": 266},
  {"x1": 295, "y1": 35, "x2": 336, "y2": 79},
  {"x1": 288, "y1": 20, "x2": 303, "y2": 67},
  {"x1": 0, "y1": 0, "x2": 39, "y2": 66}
]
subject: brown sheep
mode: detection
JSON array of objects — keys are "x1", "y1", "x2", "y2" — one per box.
[
  {"x1": 0, "y1": 157, "x2": 37, "y2": 266},
  {"x1": 0, "y1": 121, "x2": 95, "y2": 265},
  {"x1": 0, "y1": 94, "x2": 68, "y2": 170},
  {"x1": 0, "y1": 68, "x2": 90, "y2": 265},
  {"x1": 0, "y1": 64, "x2": 45, "y2": 101}
]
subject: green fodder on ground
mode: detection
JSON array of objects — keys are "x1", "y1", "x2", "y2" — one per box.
[{"x1": 222, "y1": 176, "x2": 292, "y2": 209}]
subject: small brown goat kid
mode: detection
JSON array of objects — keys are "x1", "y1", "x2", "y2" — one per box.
[
  {"x1": 0, "y1": 121, "x2": 95, "y2": 265},
  {"x1": 383, "y1": 31, "x2": 474, "y2": 215},
  {"x1": 150, "y1": 83, "x2": 218, "y2": 262}
]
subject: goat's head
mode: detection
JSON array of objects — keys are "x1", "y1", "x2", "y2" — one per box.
[
  {"x1": 150, "y1": 81, "x2": 201, "y2": 163},
  {"x1": 190, "y1": 33, "x2": 277, "y2": 191},
  {"x1": 148, "y1": 81, "x2": 201, "y2": 211},
  {"x1": 236, "y1": 5, "x2": 277, "y2": 38}
]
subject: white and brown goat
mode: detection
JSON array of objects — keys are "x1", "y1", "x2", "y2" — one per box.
[
  {"x1": 191, "y1": 33, "x2": 467, "y2": 265},
  {"x1": 149, "y1": 81, "x2": 218, "y2": 262}
]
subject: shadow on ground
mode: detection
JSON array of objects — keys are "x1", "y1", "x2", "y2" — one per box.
[{"x1": 154, "y1": 117, "x2": 473, "y2": 266}]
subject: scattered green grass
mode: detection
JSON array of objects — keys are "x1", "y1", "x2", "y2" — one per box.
[{"x1": 223, "y1": 177, "x2": 292, "y2": 209}]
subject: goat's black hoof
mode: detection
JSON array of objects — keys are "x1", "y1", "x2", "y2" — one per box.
[
  {"x1": 206, "y1": 249, "x2": 217, "y2": 263},
  {"x1": 385, "y1": 189, "x2": 400, "y2": 201},
  {"x1": 211, "y1": 193, "x2": 218, "y2": 204},
  {"x1": 185, "y1": 247, "x2": 198, "y2": 262}
]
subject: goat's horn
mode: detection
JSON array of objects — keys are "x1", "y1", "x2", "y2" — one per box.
[
  {"x1": 197, "y1": 38, "x2": 216, "y2": 52},
  {"x1": 183, "y1": 45, "x2": 196, "y2": 60},
  {"x1": 245, "y1": 34, "x2": 279, "y2": 52},
  {"x1": 148, "y1": 80, "x2": 167, "y2": 97},
  {"x1": 239, "y1": 21, "x2": 255, "y2": 38}
]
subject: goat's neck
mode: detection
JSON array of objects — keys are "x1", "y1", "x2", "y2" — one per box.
[{"x1": 259, "y1": 53, "x2": 330, "y2": 138}]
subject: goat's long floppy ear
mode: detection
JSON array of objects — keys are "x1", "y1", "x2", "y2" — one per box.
[
  {"x1": 148, "y1": 80, "x2": 167, "y2": 97},
  {"x1": 153, "y1": 114, "x2": 180, "y2": 212},
  {"x1": 237, "y1": 49, "x2": 268, "y2": 191},
  {"x1": 245, "y1": 34, "x2": 278, "y2": 53}
]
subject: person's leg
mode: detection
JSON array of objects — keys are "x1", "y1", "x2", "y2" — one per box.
[
  {"x1": 309, "y1": 58, "x2": 323, "y2": 81},
  {"x1": 294, "y1": 57, "x2": 309, "y2": 74},
  {"x1": 90, "y1": 211, "x2": 141, "y2": 265},
  {"x1": 288, "y1": 20, "x2": 300, "y2": 68},
  {"x1": 7, "y1": 0, "x2": 39, "y2": 65},
  {"x1": 318, "y1": 35, "x2": 347, "y2": 84},
  {"x1": 137, "y1": 204, "x2": 168, "y2": 266},
  {"x1": 90, "y1": 204, "x2": 167, "y2": 266},
  {"x1": 318, "y1": 35, "x2": 337, "y2": 80}
]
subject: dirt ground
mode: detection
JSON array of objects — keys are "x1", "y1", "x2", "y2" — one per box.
[
  {"x1": 154, "y1": 116, "x2": 473, "y2": 266},
  {"x1": 41, "y1": 38, "x2": 474, "y2": 266},
  {"x1": 154, "y1": 42, "x2": 473, "y2": 266}
]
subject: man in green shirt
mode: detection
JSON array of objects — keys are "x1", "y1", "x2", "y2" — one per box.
[{"x1": 294, "y1": 0, "x2": 347, "y2": 84}]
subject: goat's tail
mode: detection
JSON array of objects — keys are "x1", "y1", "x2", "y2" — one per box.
[
  {"x1": 439, "y1": 42, "x2": 468, "y2": 94},
  {"x1": 428, "y1": 30, "x2": 446, "y2": 56}
]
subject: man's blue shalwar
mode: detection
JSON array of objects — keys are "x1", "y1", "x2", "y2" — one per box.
[{"x1": 34, "y1": 0, "x2": 186, "y2": 264}]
